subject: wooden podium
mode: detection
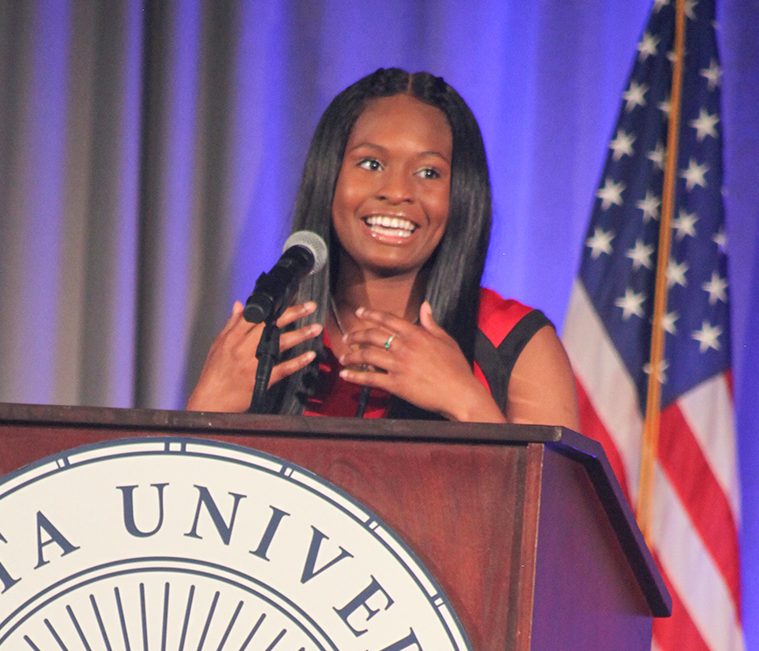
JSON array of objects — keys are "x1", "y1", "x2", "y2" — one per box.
[{"x1": 0, "y1": 403, "x2": 669, "y2": 650}]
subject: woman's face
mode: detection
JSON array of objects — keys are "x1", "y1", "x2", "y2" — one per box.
[{"x1": 331, "y1": 94, "x2": 452, "y2": 279}]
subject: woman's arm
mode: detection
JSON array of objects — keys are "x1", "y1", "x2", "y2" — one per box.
[{"x1": 505, "y1": 325, "x2": 580, "y2": 430}]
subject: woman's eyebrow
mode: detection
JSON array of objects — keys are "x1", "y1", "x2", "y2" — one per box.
[
  {"x1": 345, "y1": 141, "x2": 386, "y2": 153},
  {"x1": 418, "y1": 150, "x2": 451, "y2": 164}
]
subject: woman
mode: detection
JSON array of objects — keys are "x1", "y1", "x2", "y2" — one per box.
[{"x1": 188, "y1": 68, "x2": 578, "y2": 429}]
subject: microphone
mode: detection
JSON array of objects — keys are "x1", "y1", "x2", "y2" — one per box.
[{"x1": 243, "y1": 230, "x2": 328, "y2": 323}]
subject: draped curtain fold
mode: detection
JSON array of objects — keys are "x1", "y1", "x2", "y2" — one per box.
[{"x1": 1, "y1": 0, "x2": 758, "y2": 643}]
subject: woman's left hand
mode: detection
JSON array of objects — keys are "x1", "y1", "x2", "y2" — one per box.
[{"x1": 338, "y1": 301, "x2": 506, "y2": 423}]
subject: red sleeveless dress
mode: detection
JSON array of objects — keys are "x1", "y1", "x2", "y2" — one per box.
[{"x1": 303, "y1": 288, "x2": 551, "y2": 418}]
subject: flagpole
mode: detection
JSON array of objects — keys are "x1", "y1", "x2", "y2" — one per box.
[{"x1": 636, "y1": 0, "x2": 686, "y2": 540}]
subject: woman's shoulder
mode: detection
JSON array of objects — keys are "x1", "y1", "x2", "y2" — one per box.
[
  {"x1": 476, "y1": 288, "x2": 579, "y2": 429},
  {"x1": 477, "y1": 287, "x2": 552, "y2": 346}
]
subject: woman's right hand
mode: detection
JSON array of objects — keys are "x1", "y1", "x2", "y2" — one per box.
[{"x1": 186, "y1": 300, "x2": 322, "y2": 412}]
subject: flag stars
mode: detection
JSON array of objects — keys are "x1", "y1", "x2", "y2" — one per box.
[
  {"x1": 627, "y1": 239, "x2": 655, "y2": 270},
  {"x1": 658, "y1": 96, "x2": 672, "y2": 118},
  {"x1": 700, "y1": 58, "x2": 723, "y2": 91},
  {"x1": 637, "y1": 32, "x2": 660, "y2": 61},
  {"x1": 689, "y1": 108, "x2": 719, "y2": 141},
  {"x1": 615, "y1": 288, "x2": 646, "y2": 320},
  {"x1": 653, "y1": 0, "x2": 670, "y2": 13},
  {"x1": 647, "y1": 142, "x2": 666, "y2": 171},
  {"x1": 596, "y1": 178, "x2": 626, "y2": 209},
  {"x1": 643, "y1": 358, "x2": 669, "y2": 384},
  {"x1": 609, "y1": 129, "x2": 636, "y2": 160},
  {"x1": 712, "y1": 227, "x2": 727, "y2": 251},
  {"x1": 680, "y1": 158, "x2": 709, "y2": 190},
  {"x1": 636, "y1": 190, "x2": 661, "y2": 223},
  {"x1": 662, "y1": 310, "x2": 680, "y2": 335},
  {"x1": 672, "y1": 209, "x2": 698, "y2": 240},
  {"x1": 684, "y1": 0, "x2": 698, "y2": 20},
  {"x1": 702, "y1": 271, "x2": 728, "y2": 305},
  {"x1": 692, "y1": 320, "x2": 722, "y2": 353},
  {"x1": 586, "y1": 226, "x2": 615, "y2": 259},
  {"x1": 623, "y1": 80, "x2": 649, "y2": 111},
  {"x1": 667, "y1": 259, "x2": 689, "y2": 288}
]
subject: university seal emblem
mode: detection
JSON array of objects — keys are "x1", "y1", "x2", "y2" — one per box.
[{"x1": 0, "y1": 438, "x2": 470, "y2": 649}]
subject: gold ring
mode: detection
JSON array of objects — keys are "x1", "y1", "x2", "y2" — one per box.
[{"x1": 384, "y1": 334, "x2": 396, "y2": 351}]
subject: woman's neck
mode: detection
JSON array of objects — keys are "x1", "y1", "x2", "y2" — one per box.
[{"x1": 332, "y1": 265, "x2": 427, "y2": 327}]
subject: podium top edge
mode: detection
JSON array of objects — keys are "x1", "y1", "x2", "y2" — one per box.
[{"x1": 0, "y1": 400, "x2": 582, "y2": 446}]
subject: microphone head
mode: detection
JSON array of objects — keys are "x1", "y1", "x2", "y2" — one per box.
[{"x1": 283, "y1": 230, "x2": 328, "y2": 274}]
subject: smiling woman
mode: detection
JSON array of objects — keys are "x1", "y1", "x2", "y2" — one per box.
[
  {"x1": 187, "y1": 68, "x2": 579, "y2": 429},
  {"x1": 331, "y1": 94, "x2": 452, "y2": 281}
]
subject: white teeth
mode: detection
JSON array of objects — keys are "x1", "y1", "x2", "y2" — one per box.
[
  {"x1": 364, "y1": 215, "x2": 416, "y2": 233},
  {"x1": 372, "y1": 225, "x2": 411, "y2": 238}
]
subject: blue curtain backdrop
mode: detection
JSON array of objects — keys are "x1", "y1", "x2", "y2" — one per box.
[{"x1": 1, "y1": 0, "x2": 757, "y2": 644}]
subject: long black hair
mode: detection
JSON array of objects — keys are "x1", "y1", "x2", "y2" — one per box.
[{"x1": 276, "y1": 68, "x2": 492, "y2": 417}]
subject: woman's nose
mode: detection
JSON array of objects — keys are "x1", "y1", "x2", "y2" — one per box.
[{"x1": 375, "y1": 169, "x2": 413, "y2": 204}]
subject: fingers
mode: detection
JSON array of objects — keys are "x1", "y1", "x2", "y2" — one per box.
[
  {"x1": 418, "y1": 300, "x2": 446, "y2": 337},
  {"x1": 339, "y1": 322, "x2": 412, "y2": 376},
  {"x1": 271, "y1": 349, "x2": 318, "y2": 385},
  {"x1": 340, "y1": 305, "x2": 423, "y2": 369},
  {"x1": 342, "y1": 302, "x2": 452, "y2": 357},
  {"x1": 342, "y1": 326, "x2": 398, "y2": 351},
  {"x1": 276, "y1": 301, "x2": 318, "y2": 328},
  {"x1": 353, "y1": 306, "x2": 417, "y2": 336},
  {"x1": 266, "y1": 301, "x2": 321, "y2": 383},
  {"x1": 339, "y1": 365, "x2": 394, "y2": 392},
  {"x1": 219, "y1": 300, "x2": 246, "y2": 336},
  {"x1": 351, "y1": 302, "x2": 450, "y2": 342},
  {"x1": 229, "y1": 300, "x2": 319, "y2": 357},
  {"x1": 341, "y1": 305, "x2": 418, "y2": 356},
  {"x1": 279, "y1": 321, "x2": 323, "y2": 353},
  {"x1": 187, "y1": 299, "x2": 322, "y2": 413},
  {"x1": 275, "y1": 300, "x2": 322, "y2": 356},
  {"x1": 340, "y1": 345, "x2": 397, "y2": 374}
]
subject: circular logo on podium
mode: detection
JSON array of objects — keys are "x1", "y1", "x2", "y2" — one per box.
[{"x1": 0, "y1": 438, "x2": 470, "y2": 649}]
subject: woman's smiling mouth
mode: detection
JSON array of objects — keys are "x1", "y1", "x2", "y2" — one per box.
[{"x1": 362, "y1": 215, "x2": 418, "y2": 239}]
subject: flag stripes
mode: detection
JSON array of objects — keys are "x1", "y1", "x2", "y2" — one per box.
[
  {"x1": 564, "y1": 282, "x2": 643, "y2": 499},
  {"x1": 651, "y1": 557, "x2": 710, "y2": 650},
  {"x1": 659, "y1": 404, "x2": 741, "y2": 605},
  {"x1": 565, "y1": 291, "x2": 743, "y2": 649},
  {"x1": 677, "y1": 375, "x2": 741, "y2": 520},
  {"x1": 652, "y1": 463, "x2": 743, "y2": 650},
  {"x1": 576, "y1": 379, "x2": 632, "y2": 499}
]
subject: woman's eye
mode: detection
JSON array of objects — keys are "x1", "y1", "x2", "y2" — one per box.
[
  {"x1": 417, "y1": 167, "x2": 441, "y2": 179},
  {"x1": 358, "y1": 158, "x2": 383, "y2": 171}
]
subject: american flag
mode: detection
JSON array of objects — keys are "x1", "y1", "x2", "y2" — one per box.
[{"x1": 562, "y1": 0, "x2": 743, "y2": 648}]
